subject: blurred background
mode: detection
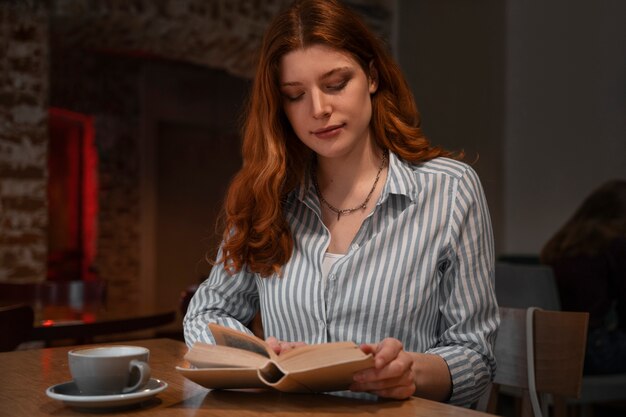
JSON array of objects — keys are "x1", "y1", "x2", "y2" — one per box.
[{"x1": 1, "y1": 0, "x2": 624, "y2": 328}]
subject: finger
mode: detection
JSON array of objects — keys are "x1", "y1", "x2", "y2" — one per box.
[
  {"x1": 352, "y1": 364, "x2": 414, "y2": 389},
  {"x1": 279, "y1": 342, "x2": 294, "y2": 353},
  {"x1": 265, "y1": 337, "x2": 281, "y2": 354},
  {"x1": 355, "y1": 353, "x2": 414, "y2": 382},
  {"x1": 369, "y1": 383, "x2": 416, "y2": 400},
  {"x1": 359, "y1": 343, "x2": 378, "y2": 355},
  {"x1": 357, "y1": 339, "x2": 405, "y2": 376},
  {"x1": 351, "y1": 368, "x2": 415, "y2": 396},
  {"x1": 277, "y1": 341, "x2": 307, "y2": 355},
  {"x1": 372, "y1": 338, "x2": 404, "y2": 368}
]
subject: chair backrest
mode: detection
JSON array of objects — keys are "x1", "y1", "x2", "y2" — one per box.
[
  {"x1": 0, "y1": 304, "x2": 34, "y2": 352},
  {"x1": 495, "y1": 262, "x2": 561, "y2": 310},
  {"x1": 486, "y1": 307, "x2": 589, "y2": 417}
]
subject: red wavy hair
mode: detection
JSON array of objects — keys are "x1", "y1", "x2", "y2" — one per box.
[{"x1": 218, "y1": 0, "x2": 460, "y2": 276}]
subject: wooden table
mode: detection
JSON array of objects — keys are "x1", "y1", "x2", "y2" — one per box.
[{"x1": 0, "y1": 338, "x2": 494, "y2": 417}]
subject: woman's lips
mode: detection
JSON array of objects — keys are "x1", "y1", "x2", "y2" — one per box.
[{"x1": 312, "y1": 124, "x2": 345, "y2": 139}]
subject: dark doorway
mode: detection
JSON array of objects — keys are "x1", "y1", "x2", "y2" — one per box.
[{"x1": 141, "y1": 61, "x2": 248, "y2": 313}]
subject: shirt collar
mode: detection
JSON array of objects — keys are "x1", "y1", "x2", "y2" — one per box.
[
  {"x1": 380, "y1": 151, "x2": 419, "y2": 203},
  {"x1": 293, "y1": 151, "x2": 419, "y2": 205}
]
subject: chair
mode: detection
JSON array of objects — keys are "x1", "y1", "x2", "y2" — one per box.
[
  {"x1": 482, "y1": 307, "x2": 589, "y2": 417},
  {"x1": 494, "y1": 262, "x2": 626, "y2": 416},
  {"x1": 0, "y1": 304, "x2": 34, "y2": 351}
]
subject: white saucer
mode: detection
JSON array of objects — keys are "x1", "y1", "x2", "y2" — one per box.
[{"x1": 46, "y1": 378, "x2": 167, "y2": 409}]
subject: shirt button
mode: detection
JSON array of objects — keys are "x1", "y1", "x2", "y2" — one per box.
[
  {"x1": 351, "y1": 243, "x2": 359, "y2": 251},
  {"x1": 329, "y1": 273, "x2": 336, "y2": 280}
]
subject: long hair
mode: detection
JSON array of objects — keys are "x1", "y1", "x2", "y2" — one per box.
[
  {"x1": 541, "y1": 180, "x2": 626, "y2": 264},
  {"x1": 219, "y1": 0, "x2": 459, "y2": 276}
]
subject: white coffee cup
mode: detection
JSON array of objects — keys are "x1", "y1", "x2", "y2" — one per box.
[{"x1": 68, "y1": 346, "x2": 151, "y2": 395}]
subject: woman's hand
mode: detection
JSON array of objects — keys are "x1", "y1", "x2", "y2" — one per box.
[
  {"x1": 265, "y1": 336, "x2": 307, "y2": 355},
  {"x1": 350, "y1": 338, "x2": 416, "y2": 399},
  {"x1": 351, "y1": 338, "x2": 452, "y2": 401}
]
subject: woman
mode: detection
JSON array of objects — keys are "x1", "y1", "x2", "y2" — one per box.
[
  {"x1": 184, "y1": 0, "x2": 498, "y2": 406},
  {"x1": 541, "y1": 180, "x2": 626, "y2": 374}
]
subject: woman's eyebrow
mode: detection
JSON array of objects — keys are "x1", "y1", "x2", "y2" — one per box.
[{"x1": 280, "y1": 67, "x2": 352, "y2": 87}]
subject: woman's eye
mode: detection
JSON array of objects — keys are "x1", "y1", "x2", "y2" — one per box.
[
  {"x1": 283, "y1": 93, "x2": 303, "y2": 102},
  {"x1": 326, "y1": 79, "x2": 348, "y2": 91}
]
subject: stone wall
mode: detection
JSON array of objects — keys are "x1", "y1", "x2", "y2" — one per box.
[
  {"x1": 0, "y1": 1, "x2": 49, "y2": 282},
  {"x1": 49, "y1": 0, "x2": 393, "y2": 79},
  {"x1": 49, "y1": 0, "x2": 288, "y2": 79}
]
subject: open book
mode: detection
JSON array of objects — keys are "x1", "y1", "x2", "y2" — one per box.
[{"x1": 176, "y1": 323, "x2": 375, "y2": 393}]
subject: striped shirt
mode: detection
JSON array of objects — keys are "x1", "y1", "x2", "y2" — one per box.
[{"x1": 184, "y1": 152, "x2": 499, "y2": 406}]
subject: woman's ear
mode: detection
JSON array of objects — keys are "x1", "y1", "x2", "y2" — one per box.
[{"x1": 368, "y1": 61, "x2": 379, "y2": 94}]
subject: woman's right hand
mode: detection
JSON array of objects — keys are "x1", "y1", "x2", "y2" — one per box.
[{"x1": 265, "y1": 337, "x2": 307, "y2": 355}]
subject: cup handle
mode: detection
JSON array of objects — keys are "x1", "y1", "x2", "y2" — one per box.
[{"x1": 123, "y1": 359, "x2": 151, "y2": 393}]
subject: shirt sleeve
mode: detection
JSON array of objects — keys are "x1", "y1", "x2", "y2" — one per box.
[
  {"x1": 424, "y1": 164, "x2": 499, "y2": 406},
  {"x1": 183, "y1": 247, "x2": 259, "y2": 347}
]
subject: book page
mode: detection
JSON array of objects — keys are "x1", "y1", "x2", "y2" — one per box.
[
  {"x1": 279, "y1": 354, "x2": 375, "y2": 392},
  {"x1": 209, "y1": 323, "x2": 275, "y2": 359},
  {"x1": 278, "y1": 342, "x2": 372, "y2": 372},
  {"x1": 185, "y1": 343, "x2": 268, "y2": 369},
  {"x1": 177, "y1": 365, "x2": 267, "y2": 389},
  {"x1": 277, "y1": 341, "x2": 356, "y2": 362}
]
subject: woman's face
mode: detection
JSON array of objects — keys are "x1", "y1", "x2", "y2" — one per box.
[{"x1": 279, "y1": 44, "x2": 377, "y2": 161}]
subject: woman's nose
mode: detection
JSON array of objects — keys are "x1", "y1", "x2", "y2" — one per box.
[{"x1": 311, "y1": 90, "x2": 331, "y2": 119}]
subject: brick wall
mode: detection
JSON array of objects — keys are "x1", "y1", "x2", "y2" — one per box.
[{"x1": 0, "y1": 2, "x2": 49, "y2": 282}]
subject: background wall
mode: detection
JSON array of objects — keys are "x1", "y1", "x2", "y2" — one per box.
[
  {"x1": 398, "y1": 0, "x2": 626, "y2": 256},
  {"x1": 504, "y1": 0, "x2": 626, "y2": 254},
  {"x1": 397, "y1": 0, "x2": 506, "y2": 253},
  {"x1": 1, "y1": 0, "x2": 624, "y2": 308}
]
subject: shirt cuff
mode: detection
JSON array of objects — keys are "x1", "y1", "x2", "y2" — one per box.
[{"x1": 425, "y1": 345, "x2": 492, "y2": 406}]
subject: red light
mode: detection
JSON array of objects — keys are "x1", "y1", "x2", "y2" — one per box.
[
  {"x1": 82, "y1": 312, "x2": 96, "y2": 323},
  {"x1": 42, "y1": 319, "x2": 55, "y2": 327},
  {"x1": 47, "y1": 107, "x2": 98, "y2": 281}
]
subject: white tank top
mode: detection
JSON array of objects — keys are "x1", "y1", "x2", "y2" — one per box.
[{"x1": 321, "y1": 252, "x2": 344, "y2": 290}]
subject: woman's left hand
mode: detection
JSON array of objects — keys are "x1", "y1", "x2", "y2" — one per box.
[
  {"x1": 265, "y1": 337, "x2": 307, "y2": 355},
  {"x1": 350, "y1": 337, "x2": 416, "y2": 399}
]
